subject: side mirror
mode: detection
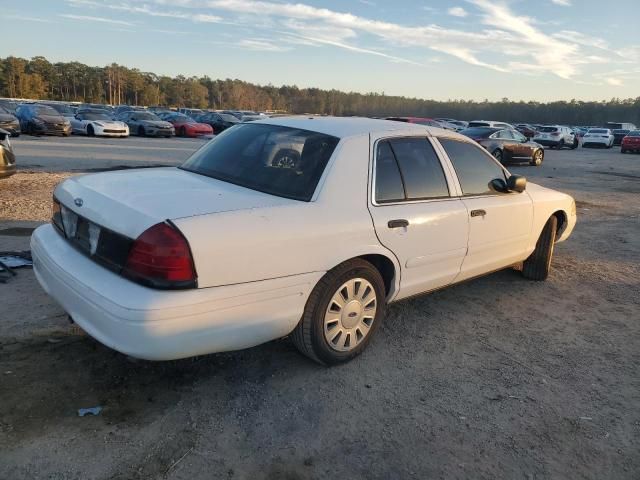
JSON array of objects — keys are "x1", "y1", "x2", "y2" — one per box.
[
  {"x1": 490, "y1": 175, "x2": 526, "y2": 193},
  {"x1": 507, "y1": 174, "x2": 526, "y2": 192}
]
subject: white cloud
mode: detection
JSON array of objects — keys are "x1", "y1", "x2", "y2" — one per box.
[
  {"x1": 605, "y1": 78, "x2": 622, "y2": 86},
  {"x1": 447, "y1": 7, "x2": 468, "y2": 18},
  {"x1": 64, "y1": 0, "x2": 638, "y2": 86},
  {"x1": 59, "y1": 14, "x2": 133, "y2": 26},
  {"x1": 237, "y1": 39, "x2": 290, "y2": 52},
  {"x1": 551, "y1": 0, "x2": 571, "y2": 5},
  {"x1": 4, "y1": 14, "x2": 53, "y2": 23}
]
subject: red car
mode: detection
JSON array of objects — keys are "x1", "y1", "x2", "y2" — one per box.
[
  {"x1": 161, "y1": 113, "x2": 213, "y2": 137},
  {"x1": 621, "y1": 130, "x2": 640, "y2": 153}
]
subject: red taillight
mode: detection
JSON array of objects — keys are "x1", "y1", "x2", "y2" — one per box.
[{"x1": 123, "y1": 222, "x2": 196, "y2": 289}]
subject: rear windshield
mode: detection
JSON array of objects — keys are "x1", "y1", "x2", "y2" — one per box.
[
  {"x1": 538, "y1": 126, "x2": 559, "y2": 132},
  {"x1": 588, "y1": 129, "x2": 607, "y2": 134},
  {"x1": 467, "y1": 122, "x2": 490, "y2": 127},
  {"x1": 180, "y1": 123, "x2": 340, "y2": 201},
  {"x1": 613, "y1": 129, "x2": 630, "y2": 134},
  {"x1": 33, "y1": 105, "x2": 60, "y2": 116},
  {"x1": 627, "y1": 131, "x2": 640, "y2": 137}
]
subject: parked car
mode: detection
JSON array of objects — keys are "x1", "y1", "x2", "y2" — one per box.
[
  {"x1": 32, "y1": 117, "x2": 576, "y2": 364},
  {"x1": 386, "y1": 117, "x2": 445, "y2": 128},
  {"x1": 443, "y1": 120, "x2": 469, "y2": 131},
  {"x1": 620, "y1": 130, "x2": 640, "y2": 153},
  {"x1": 0, "y1": 99, "x2": 18, "y2": 114},
  {"x1": 222, "y1": 110, "x2": 259, "y2": 120},
  {"x1": 460, "y1": 127, "x2": 545, "y2": 166},
  {"x1": 114, "y1": 105, "x2": 145, "y2": 119},
  {"x1": 515, "y1": 124, "x2": 537, "y2": 139},
  {"x1": 70, "y1": 110, "x2": 129, "y2": 137},
  {"x1": 0, "y1": 106, "x2": 21, "y2": 136},
  {"x1": 0, "y1": 128, "x2": 16, "y2": 179},
  {"x1": 196, "y1": 112, "x2": 240, "y2": 134},
  {"x1": 612, "y1": 129, "x2": 630, "y2": 146},
  {"x1": 44, "y1": 102, "x2": 76, "y2": 120},
  {"x1": 177, "y1": 108, "x2": 205, "y2": 119},
  {"x1": 467, "y1": 120, "x2": 514, "y2": 129},
  {"x1": 532, "y1": 125, "x2": 576, "y2": 149},
  {"x1": 160, "y1": 112, "x2": 213, "y2": 137},
  {"x1": 119, "y1": 111, "x2": 174, "y2": 137},
  {"x1": 582, "y1": 128, "x2": 614, "y2": 148},
  {"x1": 15, "y1": 103, "x2": 71, "y2": 136}
]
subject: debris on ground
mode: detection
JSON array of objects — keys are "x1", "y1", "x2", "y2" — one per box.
[{"x1": 78, "y1": 406, "x2": 103, "y2": 417}]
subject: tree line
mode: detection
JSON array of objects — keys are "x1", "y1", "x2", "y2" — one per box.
[{"x1": 1, "y1": 55, "x2": 638, "y2": 125}]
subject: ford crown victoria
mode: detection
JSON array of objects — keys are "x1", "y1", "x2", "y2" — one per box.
[{"x1": 32, "y1": 117, "x2": 576, "y2": 365}]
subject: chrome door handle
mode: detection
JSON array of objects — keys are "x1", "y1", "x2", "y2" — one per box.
[
  {"x1": 388, "y1": 219, "x2": 409, "y2": 228},
  {"x1": 470, "y1": 209, "x2": 486, "y2": 217}
]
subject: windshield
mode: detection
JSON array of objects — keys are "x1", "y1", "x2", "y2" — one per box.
[
  {"x1": 33, "y1": 105, "x2": 60, "y2": 116},
  {"x1": 460, "y1": 127, "x2": 494, "y2": 138},
  {"x1": 181, "y1": 123, "x2": 339, "y2": 201},
  {"x1": 627, "y1": 131, "x2": 640, "y2": 137},
  {"x1": 80, "y1": 112, "x2": 110, "y2": 120},
  {"x1": 134, "y1": 112, "x2": 160, "y2": 121},
  {"x1": 170, "y1": 114, "x2": 194, "y2": 123},
  {"x1": 219, "y1": 114, "x2": 239, "y2": 122},
  {"x1": 538, "y1": 126, "x2": 559, "y2": 132},
  {"x1": 467, "y1": 122, "x2": 490, "y2": 127},
  {"x1": 49, "y1": 104, "x2": 74, "y2": 115}
]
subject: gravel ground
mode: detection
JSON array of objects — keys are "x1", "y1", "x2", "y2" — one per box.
[
  {"x1": 0, "y1": 171, "x2": 74, "y2": 221},
  {"x1": 0, "y1": 138, "x2": 639, "y2": 480}
]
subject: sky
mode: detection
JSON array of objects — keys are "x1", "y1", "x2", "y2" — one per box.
[{"x1": 1, "y1": 0, "x2": 639, "y2": 102}]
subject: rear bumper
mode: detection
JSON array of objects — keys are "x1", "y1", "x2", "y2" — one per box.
[
  {"x1": 533, "y1": 139, "x2": 561, "y2": 147},
  {"x1": 583, "y1": 139, "x2": 610, "y2": 147},
  {"x1": 32, "y1": 224, "x2": 322, "y2": 360}
]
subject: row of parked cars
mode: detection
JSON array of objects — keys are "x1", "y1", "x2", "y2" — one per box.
[{"x1": 0, "y1": 99, "x2": 269, "y2": 139}]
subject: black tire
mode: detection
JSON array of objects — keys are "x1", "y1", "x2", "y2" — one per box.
[
  {"x1": 621, "y1": 149, "x2": 627, "y2": 154},
  {"x1": 291, "y1": 259, "x2": 386, "y2": 365},
  {"x1": 557, "y1": 139, "x2": 565, "y2": 150},
  {"x1": 179, "y1": 126, "x2": 186, "y2": 137},
  {"x1": 522, "y1": 216, "x2": 557, "y2": 281},
  {"x1": 138, "y1": 126, "x2": 146, "y2": 137},
  {"x1": 492, "y1": 148, "x2": 504, "y2": 163},
  {"x1": 87, "y1": 125, "x2": 95, "y2": 137},
  {"x1": 570, "y1": 138, "x2": 578, "y2": 149},
  {"x1": 530, "y1": 148, "x2": 544, "y2": 166}
]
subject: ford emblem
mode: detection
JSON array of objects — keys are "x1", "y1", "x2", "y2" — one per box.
[{"x1": 74, "y1": 198, "x2": 84, "y2": 207}]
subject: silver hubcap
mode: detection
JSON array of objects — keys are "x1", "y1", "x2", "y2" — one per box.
[
  {"x1": 535, "y1": 151, "x2": 543, "y2": 164},
  {"x1": 324, "y1": 278, "x2": 377, "y2": 352}
]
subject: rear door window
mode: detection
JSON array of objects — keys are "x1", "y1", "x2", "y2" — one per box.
[
  {"x1": 388, "y1": 138, "x2": 449, "y2": 199},
  {"x1": 374, "y1": 141, "x2": 405, "y2": 203},
  {"x1": 439, "y1": 138, "x2": 507, "y2": 196},
  {"x1": 374, "y1": 138, "x2": 449, "y2": 203}
]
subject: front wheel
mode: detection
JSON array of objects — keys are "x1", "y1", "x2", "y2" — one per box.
[
  {"x1": 138, "y1": 126, "x2": 146, "y2": 137},
  {"x1": 530, "y1": 148, "x2": 544, "y2": 166},
  {"x1": 87, "y1": 125, "x2": 95, "y2": 137},
  {"x1": 522, "y1": 216, "x2": 557, "y2": 281},
  {"x1": 291, "y1": 259, "x2": 386, "y2": 365},
  {"x1": 492, "y1": 148, "x2": 504, "y2": 163}
]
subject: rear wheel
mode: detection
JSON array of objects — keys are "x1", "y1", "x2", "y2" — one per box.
[
  {"x1": 522, "y1": 216, "x2": 557, "y2": 281},
  {"x1": 291, "y1": 259, "x2": 386, "y2": 365},
  {"x1": 138, "y1": 126, "x2": 146, "y2": 137},
  {"x1": 621, "y1": 148, "x2": 627, "y2": 154},
  {"x1": 530, "y1": 148, "x2": 544, "y2": 166},
  {"x1": 557, "y1": 139, "x2": 565, "y2": 150},
  {"x1": 179, "y1": 126, "x2": 186, "y2": 137},
  {"x1": 570, "y1": 137, "x2": 578, "y2": 149}
]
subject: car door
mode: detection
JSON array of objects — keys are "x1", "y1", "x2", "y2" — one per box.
[
  {"x1": 367, "y1": 136, "x2": 469, "y2": 300},
  {"x1": 493, "y1": 129, "x2": 517, "y2": 158},
  {"x1": 511, "y1": 130, "x2": 530, "y2": 158},
  {"x1": 436, "y1": 137, "x2": 533, "y2": 282}
]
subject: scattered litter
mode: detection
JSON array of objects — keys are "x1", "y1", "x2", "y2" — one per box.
[
  {"x1": 0, "y1": 255, "x2": 32, "y2": 268},
  {"x1": 4, "y1": 371, "x2": 12, "y2": 375},
  {"x1": 579, "y1": 416, "x2": 593, "y2": 421},
  {"x1": 78, "y1": 406, "x2": 103, "y2": 417},
  {"x1": 47, "y1": 338, "x2": 63, "y2": 344}
]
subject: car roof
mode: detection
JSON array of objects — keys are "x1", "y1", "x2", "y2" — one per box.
[{"x1": 255, "y1": 115, "x2": 466, "y2": 139}]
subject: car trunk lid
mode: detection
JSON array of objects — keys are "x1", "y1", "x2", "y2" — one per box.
[{"x1": 54, "y1": 167, "x2": 293, "y2": 239}]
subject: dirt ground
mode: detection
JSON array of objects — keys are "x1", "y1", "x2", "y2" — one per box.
[{"x1": 0, "y1": 139, "x2": 639, "y2": 480}]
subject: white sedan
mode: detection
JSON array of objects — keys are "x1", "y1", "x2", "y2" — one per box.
[
  {"x1": 31, "y1": 117, "x2": 576, "y2": 364},
  {"x1": 582, "y1": 128, "x2": 614, "y2": 148},
  {"x1": 70, "y1": 110, "x2": 129, "y2": 137}
]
